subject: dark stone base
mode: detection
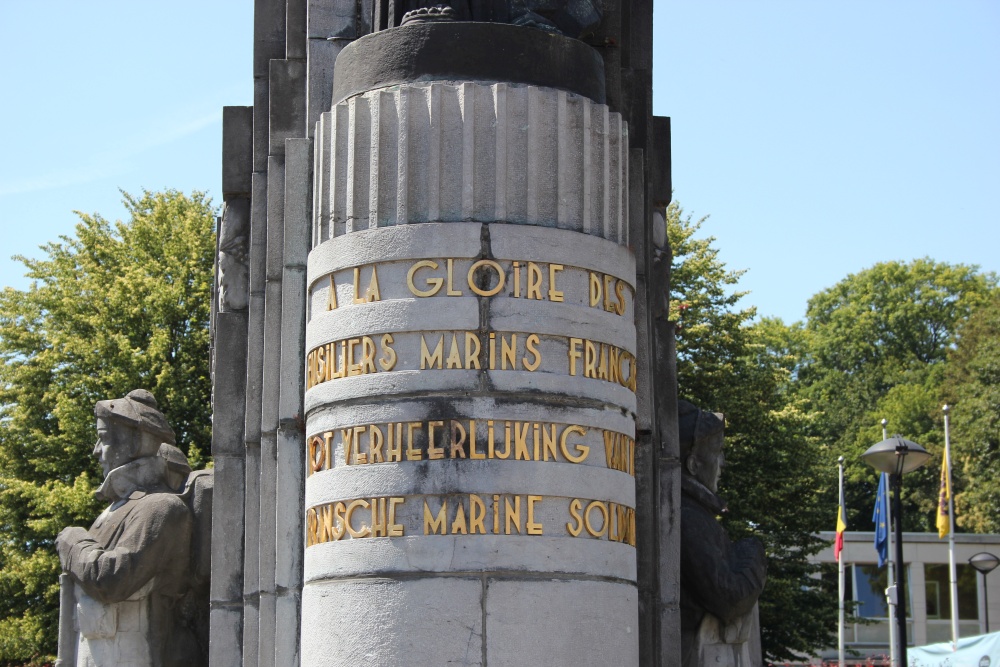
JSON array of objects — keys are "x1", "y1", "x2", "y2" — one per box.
[{"x1": 332, "y1": 21, "x2": 606, "y2": 105}]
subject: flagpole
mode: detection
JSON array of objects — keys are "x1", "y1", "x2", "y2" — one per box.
[
  {"x1": 838, "y1": 455, "x2": 845, "y2": 667},
  {"x1": 883, "y1": 419, "x2": 899, "y2": 667},
  {"x1": 944, "y1": 404, "x2": 959, "y2": 649}
]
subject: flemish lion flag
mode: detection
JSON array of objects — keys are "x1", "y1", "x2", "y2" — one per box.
[
  {"x1": 835, "y1": 505, "x2": 847, "y2": 561},
  {"x1": 937, "y1": 447, "x2": 951, "y2": 538}
]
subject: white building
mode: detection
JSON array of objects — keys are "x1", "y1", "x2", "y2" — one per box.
[{"x1": 811, "y1": 531, "x2": 1000, "y2": 663}]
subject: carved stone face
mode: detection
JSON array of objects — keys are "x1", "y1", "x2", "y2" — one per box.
[
  {"x1": 92, "y1": 417, "x2": 136, "y2": 478},
  {"x1": 218, "y1": 251, "x2": 249, "y2": 311},
  {"x1": 686, "y1": 430, "x2": 725, "y2": 493}
]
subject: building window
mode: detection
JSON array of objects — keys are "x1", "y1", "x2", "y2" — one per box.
[
  {"x1": 853, "y1": 564, "x2": 910, "y2": 618},
  {"x1": 924, "y1": 564, "x2": 978, "y2": 620}
]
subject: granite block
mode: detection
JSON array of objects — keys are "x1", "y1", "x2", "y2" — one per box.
[
  {"x1": 254, "y1": 0, "x2": 286, "y2": 78},
  {"x1": 209, "y1": 454, "x2": 246, "y2": 603},
  {"x1": 301, "y1": 578, "x2": 483, "y2": 666},
  {"x1": 286, "y1": 0, "x2": 307, "y2": 60},
  {"x1": 208, "y1": 606, "x2": 243, "y2": 667},
  {"x1": 307, "y1": 0, "x2": 358, "y2": 39},
  {"x1": 651, "y1": 115, "x2": 671, "y2": 207},
  {"x1": 223, "y1": 106, "x2": 254, "y2": 196},
  {"x1": 486, "y1": 579, "x2": 638, "y2": 667},
  {"x1": 253, "y1": 77, "x2": 270, "y2": 172},
  {"x1": 269, "y1": 60, "x2": 307, "y2": 155},
  {"x1": 306, "y1": 38, "x2": 348, "y2": 139}
]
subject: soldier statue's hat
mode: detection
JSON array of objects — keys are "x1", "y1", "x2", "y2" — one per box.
[{"x1": 94, "y1": 389, "x2": 176, "y2": 445}]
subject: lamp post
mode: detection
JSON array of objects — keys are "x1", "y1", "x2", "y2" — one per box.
[
  {"x1": 862, "y1": 436, "x2": 932, "y2": 667},
  {"x1": 969, "y1": 552, "x2": 1000, "y2": 633}
]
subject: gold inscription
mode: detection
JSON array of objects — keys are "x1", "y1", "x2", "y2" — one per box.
[
  {"x1": 306, "y1": 419, "x2": 600, "y2": 474},
  {"x1": 568, "y1": 337, "x2": 637, "y2": 392},
  {"x1": 422, "y1": 494, "x2": 544, "y2": 536},
  {"x1": 353, "y1": 265, "x2": 381, "y2": 303},
  {"x1": 306, "y1": 495, "x2": 405, "y2": 546},
  {"x1": 405, "y1": 258, "x2": 567, "y2": 302},
  {"x1": 566, "y1": 498, "x2": 636, "y2": 546},
  {"x1": 589, "y1": 271, "x2": 627, "y2": 316},
  {"x1": 603, "y1": 431, "x2": 636, "y2": 476},
  {"x1": 306, "y1": 334, "x2": 397, "y2": 389},
  {"x1": 306, "y1": 494, "x2": 636, "y2": 547}
]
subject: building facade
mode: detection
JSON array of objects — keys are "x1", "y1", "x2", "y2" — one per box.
[{"x1": 812, "y1": 531, "x2": 1000, "y2": 663}]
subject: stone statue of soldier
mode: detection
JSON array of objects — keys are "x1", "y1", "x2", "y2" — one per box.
[
  {"x1": 679, "y1": 400, "x2": 766, "y2": 667},
  {"x1": 55, "y1": 390, "x2": 211, "y2": 667}
]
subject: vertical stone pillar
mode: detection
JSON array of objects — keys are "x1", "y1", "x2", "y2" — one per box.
[
  {"x1": 210, "y1": 105, "x2": 253, "y2": 667},
  {"x1": 300, "y1": 23, "x2": 639, "y2": 666}
]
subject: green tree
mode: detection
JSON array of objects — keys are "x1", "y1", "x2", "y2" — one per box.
[
  {"x1": 942, "y1": 294, "x2": 1000, "y2": 532},
  {"x1": 667, "y1": 202, "x2": 837, "y2": 662},
  {"x1": 0, "y1": 190, "x2": 215, "y2": 663},
  {"x1": 795, "y1": 259, "x2": 998, "y2": 531}
]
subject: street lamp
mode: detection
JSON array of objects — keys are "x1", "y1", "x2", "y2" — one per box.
[
  {"x1": 862, "y1": 436, "x2": 932, "y2": 667},
  {"x1": 969, "y1": 552, "x2": 1000, "y2": 632}
]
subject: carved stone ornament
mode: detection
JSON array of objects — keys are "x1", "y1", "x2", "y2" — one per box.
[
  {"x1": 217, "y1": 198, "x2": 250, "y2": 313},
  {"x1": 400, "y1": 4, "x2": 458, "y2": 25},
  {"x1": 677, "y1": 400, "x2": 766, "y2": 667},
  {"x1": 374, "y1": 0, "x2": 603, "y2": 39},
  {"x1": 55, "y1": 390, "x2": 212, "y2": 667}
]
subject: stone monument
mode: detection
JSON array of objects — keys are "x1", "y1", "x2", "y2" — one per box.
[
  {"x1": 55, "y1": 390, "x2": 212, "y2": 667},
  {"x1": 678, "y1": 400, "x2": 767, "y2": 667},
  {"x1": 51, "y1": 3, "x2": 778, "y2": 666},
  {"x1": 208, "y1": 0, "x2": 674, "y2": 665}
]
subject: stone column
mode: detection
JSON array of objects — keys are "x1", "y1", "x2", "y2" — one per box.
[{"x1": 300, "y1": 23, "x2": 639, "y2": 666}]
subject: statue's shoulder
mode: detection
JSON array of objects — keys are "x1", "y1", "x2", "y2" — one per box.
[{"x1": 129, "y1": 490, "x2": 194, "y2": 523}]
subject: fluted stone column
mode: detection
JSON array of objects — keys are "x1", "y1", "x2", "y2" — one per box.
[{"x1": 301, "y1": 23, "x2": 639, "y2": 666}]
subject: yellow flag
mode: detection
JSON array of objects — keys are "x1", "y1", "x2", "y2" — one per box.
[{"x1": 936, "y1": 448, "x2": 951, "y2": 538}]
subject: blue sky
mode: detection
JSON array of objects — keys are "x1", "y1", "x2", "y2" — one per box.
[{"x1": 2, "y1": 1, "x2": 997, "y2": 324}]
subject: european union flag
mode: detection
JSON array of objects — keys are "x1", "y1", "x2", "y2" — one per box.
[{"x1": 872, "y1": 473, "x2": 890, "y2": 568}]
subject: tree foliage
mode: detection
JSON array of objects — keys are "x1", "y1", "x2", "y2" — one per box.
[
  {"x1": 0, "y1": 190, "x2": 215, "y2": 663},
  {"x1": 942, "y1": 294, "x2": 1000, "y2": 532},
  {"x1": 667, "y1": 202, "x2": 838, "y2": 662},
  {"x1": 795, "y1": 259, "x2": 998, "y2": 531}
]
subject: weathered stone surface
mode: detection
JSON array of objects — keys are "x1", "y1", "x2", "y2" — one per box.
[
  {"x1": 333, "y1": 23, "x2": 606, "y2": 106},
  {"x1": 306, "y1": 38, "x2": 348, "y2": 140},
  {"x1": 56, "y1": 390, "x2": 211, "y2": 667},
  {"x1": 486, "y1": 579, "x2": 638, "y2": 666},
  {"x1": 286, "y1": 0, "x2": 307, "y2": 60},
  {"x1": 305, "y1": 460, "x2": 634, "y2": 507},
  {"x1": 318, "y1": 83, "x2": 627, "y2": 238},
  {"x1": 211, "y1": 313, "x2": 249, "y2": 457},
  {"x1": 304, "y1": 535, "x2": 637, "y2": 581},
  {"x1": 223, "y1": 107, "x2": 254, "y2": 196},
  {"x1": 241, "y1": 593, "x2": 260, "y2": 667},
  {"x1": 629, "y1": 148, "x2": 647, "y2": 275},
  {"x1": 256, "y1": 592, "x2": 275, "y2": 667},
  {"x1": 301, "y1": 578, "x2": 484, "y2": 665},
  {"x1": 253, "y1": 77, "x2": 270, "y2": 173},
  {"x1": 283, "y1": 139, "x2": 313, "y2": 269},
  {"x1": 307, "y1": 0, "x2": 358, "y2": 39},
  {"x1": 208, "y1": 606, "x2": 243, "y2": 667},
  {"x1": 651, "y1": 116, "x2": 672, "y2": 207},
  {"x1": 254, "y1": 0, "x2": 286, "y2": 78},
  {"x1": 273, "y1": 594, "x2": 301, "y2": 667},
  {"x1": 209, "y1": 454, "x2": 245, "y2": 603},
  {"x1": 634, "y1": 430, "x2": 659, "y2": 666},
  {"x1": 269, "y1": 61, "x2": 307, "y2": 156}
]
